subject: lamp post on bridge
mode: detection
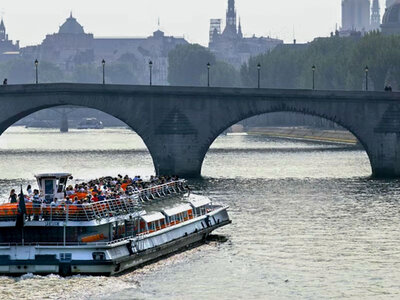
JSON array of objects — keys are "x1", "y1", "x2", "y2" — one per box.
[
  {"x1": 34, "y1": 59, "x2": 39, "y2": 84},
  {"x1": 257, "y1": 63, "x2": 261, "y2": 89},
  {"x1": 365, "y1": 65, "x2": 369, "y2": 91},
  {"x1": 149, "y1": 60, "x2": 153, "y2": 86},
  {"x1": 102, "y1": 59, "x2": 106, "y2": 85},
  {"x1": 312, "y1": 65, "x2": 316, "y2": 90},
  {"x1": 207, "y1": 62, "x2": 211, "y2": 87}
]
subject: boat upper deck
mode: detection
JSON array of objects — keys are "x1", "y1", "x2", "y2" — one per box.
[{"x1": 0, "y1": 180, "x2": 186, "y2": 226}]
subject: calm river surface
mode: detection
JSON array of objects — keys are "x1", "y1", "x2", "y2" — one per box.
[{"x1": 0, "y1": 127, "x2": 400, "y2": 299}]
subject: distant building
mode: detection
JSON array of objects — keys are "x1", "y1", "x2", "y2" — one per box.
[
  {"x1": 387, "y1": 0, "x2": 398, "y2": 7},
  {"x1": 21, "y1": 13, "x2": 188, "y2": 85},
  {"x1": 341, "y1": 0, "x2": 372, "y2": 35},
  {"x1": 39, "y1": 13, "x2": 94, "y2": 71},
  {"x1": 93, "y1": 29, "x2": 187, "y2": 84},
  {"x1": 381, "y1": 1, "x2": 400, "y2": 35},
  {"x1": 209, "y1": 0, "x2": 283, "y2": 68},
  {"x1": 0, "y1": 18, "x2": 20, "y2": 62}
]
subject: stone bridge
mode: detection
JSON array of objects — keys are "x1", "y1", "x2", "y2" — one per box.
[{"x1": 0, "y1": 83, "x2": 399, "y2": 178}]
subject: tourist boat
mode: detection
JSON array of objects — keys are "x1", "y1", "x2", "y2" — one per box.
[
  {"x1": 0, "y1": 174, "x2": 230, "y2": 276},
  {"x1": 77, "y1": 118, "x2": 104, "y2": 129}
]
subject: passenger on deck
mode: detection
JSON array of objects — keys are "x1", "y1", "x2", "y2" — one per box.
[
  {"x1": 66, "y1": 186, "x2": 74, "y2": 196},
  {"x1": 24, "y1": 194, "x2": 31, "y2": 203},
  {"x1": 98, "y1": 193, "x2": 105, "y2": 201},
  {"x1": 26, "y1": 185, "x2": 32, "y2": 196},
  {"x1": 50, "y1": 198, "x2": 58, "y2": 207},
  {"x1": 9, "y1": 189, "x2": 17, "y2": 203},
  {"x1": 92, "y1": 194, "x2": 99, "y2": 202}
]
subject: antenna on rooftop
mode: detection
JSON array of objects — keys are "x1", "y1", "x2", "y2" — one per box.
[{"x1": 293, "y1": 25, "x2": 296, "y2": 44}]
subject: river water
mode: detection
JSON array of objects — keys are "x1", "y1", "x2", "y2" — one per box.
[{"x1": 0, "y1": 127, "x2": 400, "y2": 299}]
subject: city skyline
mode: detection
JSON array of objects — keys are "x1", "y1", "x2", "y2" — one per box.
[{"x1": 0, "y1": 0, "x2": 387, "y2": 47}]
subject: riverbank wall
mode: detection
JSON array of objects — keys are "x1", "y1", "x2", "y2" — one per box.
[{"x1": 247, "y1": 127, "x2": 358, "y2": 145}]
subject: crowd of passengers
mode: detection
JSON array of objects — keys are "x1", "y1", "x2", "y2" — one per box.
[{"x1": 8, "y1": 174, "x2": 181, "y2": 208}]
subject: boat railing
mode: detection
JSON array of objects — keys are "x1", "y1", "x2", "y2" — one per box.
[{"x1": 0, "y1": 180, "x2": 186, "y2": 223}]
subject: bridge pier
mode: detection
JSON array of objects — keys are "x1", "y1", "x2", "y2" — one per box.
[
  {"x1": 146, "y1": 135, "x2": 203, "y2": 178},
  {"x1": 368, "y1": 133, "x2": 400, "y2": 178}
]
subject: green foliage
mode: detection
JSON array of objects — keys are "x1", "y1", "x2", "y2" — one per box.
[
  {"x1": 71, "y1": 64, "x2": 101, "y2": 84},
  {"x1": 168, "y1": 44, "x2": 216, "y2": 86},
  {"x1": 210, "y1": 61, "x2": 241, "y2": 87},
  {"x1": 0, "y1": 59, "x2": 64, "y2": 84},
  {"x1": 168, "y1": 44, "x2": 241, "y2": 87},
  {"x1": 39, "y1": 61, "x2": 64, "y2": 83},
  {"x1": 1, "y1": 59, "x2": 35, "y2": 84},
  {"x1": 241, "y1": 33, "x2": 400, "y2": 91},
  {"x1": 112, "y1": 53, "x2": 141, "y2": 84}
]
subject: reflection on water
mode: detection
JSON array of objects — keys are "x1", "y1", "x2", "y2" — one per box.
[{"x1": 1, "y1": 127, "x2": 399, "y2": 299}]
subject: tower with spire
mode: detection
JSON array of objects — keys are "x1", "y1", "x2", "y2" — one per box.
[
  {"x1": 222, "y1": 0, "x2": 238, "y2": 39},
  {"x1": 0, "y1": 17, "x2": 20, "y2": 59},
  {"x1": 208, "y1": 0, "x2": 283, "y2": 69},
  {"x1": 371, "y1": 0, "x2": 381, "y2": 30},
  {"x1": 0, "y1": 18, "x2": 7, "y2": 41}
]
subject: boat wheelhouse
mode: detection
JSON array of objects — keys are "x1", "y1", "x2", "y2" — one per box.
[{"x1": 0, "y1": 173, "x2": 230, "y2": 275}]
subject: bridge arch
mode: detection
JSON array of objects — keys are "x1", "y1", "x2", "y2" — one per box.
[
  {"x1": 0, "y1": 102, "x2": 158, "y2": 174},
  {"x1": 198, "y1": 108, "x2": 372, "y2": 177}
]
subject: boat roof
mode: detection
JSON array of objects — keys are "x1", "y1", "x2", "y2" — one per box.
[
  {"x1": 189, "y1": 196, "x2": 211, "y2": 208},
  {"x1": 162, "y1": 204, "x2": 192, "y2": 217},
  {"x1": 141, "y1": 212, "x2": 165, "y2": 223},
  {"x1": 35, "y1": 173, "x2": 72, "y2": 178}
]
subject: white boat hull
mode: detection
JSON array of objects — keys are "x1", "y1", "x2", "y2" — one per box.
[{"x1": 0, "y1": 207, "x2": 230, "y2": 276}]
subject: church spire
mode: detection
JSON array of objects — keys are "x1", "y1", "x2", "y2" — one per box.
[
  {"x1": 238, "y1": 18, "x2": 243, "y2": 38},
  {"x1": 0, "y1": 17, "x2": 6, "y2": 41}
]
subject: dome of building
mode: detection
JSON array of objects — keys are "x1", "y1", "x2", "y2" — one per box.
[
  {"x1": 381, "y1": 0, "x2": 400, "y2": 34},
  {"x1": 58, "y1": 13, "x2": 85, "y2": 34}
]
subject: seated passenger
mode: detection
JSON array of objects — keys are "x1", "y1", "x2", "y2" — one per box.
[{"x1": 50, "y1": 198, "x2": 58, "y2": 207}]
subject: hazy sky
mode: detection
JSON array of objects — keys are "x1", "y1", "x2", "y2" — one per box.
[{"x1": 0, "y1": 0, "x2": 388, "y2": 47}]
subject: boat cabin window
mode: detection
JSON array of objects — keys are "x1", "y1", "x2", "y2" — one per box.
[
  {"x1": 45, "y1": 180, "x2": 54, "y2": 195},
  {"x1": 160, "y1": 219, "x2": 165, "y2": 228},
  {"x1": 148, "y1": 222, "x2": 156, "y2": 231},
  {"x1": 57, "y1": 177, "x2": 67, "y2": 193},
  {"x1": 194, "y1": 206, "x2": 207, "y2": 217}
]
